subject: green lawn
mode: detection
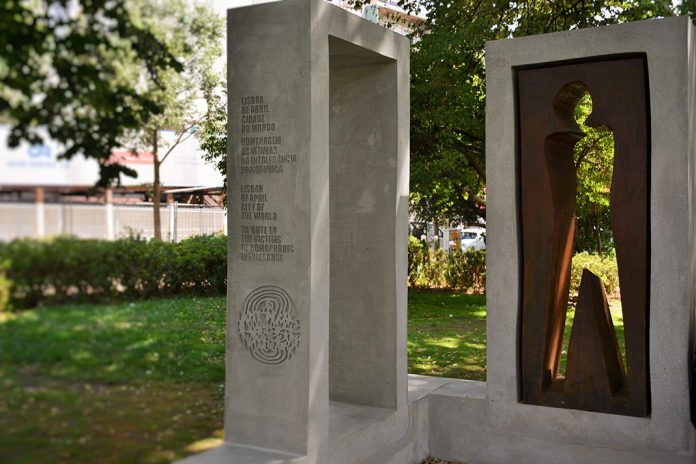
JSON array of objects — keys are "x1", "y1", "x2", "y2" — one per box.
[
  {"x1": 0, "y1": 298, "x2": 227, "y2": 464},
  {"x1": 408, "y1": 290, "x2": 486, "y2": 380},
  {"x1": 0, "y1": 289, "x2": 623, "y2": 463}
]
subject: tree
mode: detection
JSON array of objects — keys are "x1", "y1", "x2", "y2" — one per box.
[
  {"x1": 403, "y1": 0, "x2": 677, "y2": 226},
  {"x1": 198, "y1": 76, "x2": 227, "y2": 203},
  {"x1": 572, "y1": 93, "x2": 615, "y2": 254},
  {"x1": 0, "y1": 0, "x2": 181, "y2": 185},
  {"x1": 125, "y1": 0, "x2": 225, "y2": 240}
]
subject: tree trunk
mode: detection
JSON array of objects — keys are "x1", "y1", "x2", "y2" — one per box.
[{"x1": 153, "y1": 130, "x2": 162, "y2": 241}]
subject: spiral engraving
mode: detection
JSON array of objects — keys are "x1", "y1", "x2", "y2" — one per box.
[{"x1": 238, "y1": 286, "x2": 300, "y2": 365}]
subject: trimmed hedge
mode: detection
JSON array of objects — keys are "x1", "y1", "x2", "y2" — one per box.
[
  {"x1": 0, "y1": 233, "x2": 618, "y2": 311},
  {"x1": 408, "y1": 236, "x2": 486, "y2": 292},
  {"x1": 408, "y1": 236, "x2": 618, "y2": 295},
  {"x1": 0, "y1": 234, "x2": 227, "y2": 310}
]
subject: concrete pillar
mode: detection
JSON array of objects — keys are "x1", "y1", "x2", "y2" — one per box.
[
  {"x1": 35, "y1": 187, "x2": 45, "y2": 238},
  {"x1": 328, "y1": 37, "x2": 406, "y2": 409},
  {"x1": 222, "y1": 0, "x2": 409, "y2": 462}
]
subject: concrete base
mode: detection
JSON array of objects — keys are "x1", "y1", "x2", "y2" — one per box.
[
  {"x1": 179, "y1": 374, "x2": 695, "y2": 464},
  {"x1": 176, "y1": 443, "x2": 305, "y2": 464}
]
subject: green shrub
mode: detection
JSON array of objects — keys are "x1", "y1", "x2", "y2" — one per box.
[
  {"x1": 0, "y1": 259, "x2": 11, "y2": 312},
  {"x1": 0, "y1": 235, "x2": 227, "y2": 309},
  {"x1": 408, "y1": 237, "x2": 449, "y2": 288},
  {"x1": 408, "y1": 236, "x2": 430, "y2": 287},
  {"x1": 445, "y1": 249, "x2": 486, "y2": 293},
  {"x1": 569, "y1": 251, "x2": 619, "y2": 296},
  {"x1": 407, "y1": 239, "x2": 618, "y2": 296},
  {"x1": 408, "y1": 236, "x2": 486, "y2": 293}
]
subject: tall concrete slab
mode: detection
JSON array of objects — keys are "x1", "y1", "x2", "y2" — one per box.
[
  {"x1": 478, "y1": 15, "x2": 696, "y2": 462},
  {"x1": 176, "y1": 1, "x2": 409, "y2": 462}
]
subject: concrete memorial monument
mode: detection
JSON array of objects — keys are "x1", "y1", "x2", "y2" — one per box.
[
  {"x1": 481, "y1": 15, "x2": 696, "y2": 463},
  {"x1": 181, "y1": 8, "x2": 695, "y2": 464},
  {"x1": 182, "y1": 0, "x2": 411, "y2": 462}
]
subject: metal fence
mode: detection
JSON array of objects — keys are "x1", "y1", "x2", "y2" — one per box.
[{"x1": 0, "y1": 202, "x2": 227, "y2": 242}]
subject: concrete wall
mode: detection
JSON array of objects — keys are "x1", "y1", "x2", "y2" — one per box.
[{"x1": 329, "y1": 37, "x2": 400, "y2": 409}]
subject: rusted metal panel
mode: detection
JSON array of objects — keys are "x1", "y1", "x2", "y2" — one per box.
[{"x1": 518, "y1": 57, "x2": 649, "y2": 417}]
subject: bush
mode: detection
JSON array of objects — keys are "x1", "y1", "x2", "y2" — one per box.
[
  {"x1": 407, "y1": 238, "x2": 619, "y2": 296},
  {"x1": 569, "y1": 251, "x2": 619, "y2": 296},
  {"x1": 408, "y1": 236, "x2": 448, "y2": 288},
  {"x1": 408, "y1": 236, "x2": 486, "y2": 293},
  {"x1": 445, "y1": 249, "x2": 486, "y2": 293},
  {"x1": 0, "y1": 235, "x2": 227, "y2": 309},
  {"x1": 0, "y1": 259, "x2": 11, "y2": 312},
  {"x1": 408, "y1": 236, "x2": 430, "y2": 286}
]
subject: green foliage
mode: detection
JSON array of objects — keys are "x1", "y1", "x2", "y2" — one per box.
[
  {"x1": 0, "y1": 235, "x2": 227, "y2": 309},
  {"x1": 408, "y1": 236, "x2": 485, "y2": 292},
  {"x1": 0, "y1": 0, "x2": 182, "y2": 185},
  {"x1": 570, "y1": 251, "x2": 620, "y2": 296},
  {"x1": 0, "y1": 259, "x2": 11, "y2": 312},
  {"x1": 408, "y1": 236, "x2": 431, "y2": 286},
  {"x1": 198, "y1": 82, "x2": 228, "y2": 202},
  {"x1": 381, "y1": 0, "x2": 678, "y2": 224},
  {"x1": 408, "y1": 236, "x2": 446, "y2": 287},
  {"x1": 573, "y1": 93, "x2": 616, "y2": 253},
  {"x1": 409, "y1": 237, "x2": 616, "y2": 297},
  {"x1": 445, "y1": 249, "x2": 486, "y2": 293},
  {"x1": 128, "y1": 0, "x2": 225, "y2": 145}
]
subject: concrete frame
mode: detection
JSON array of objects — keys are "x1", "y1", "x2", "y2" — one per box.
[
  {"x1": 180, "y1": 12, "x2": 696, "y2": 464},
  {"x1": 479, "y1": 16, "x2": 696, "y2": 462},
  {"x1": 181, "y1": 0, "x2": 410, "y2": 462}
]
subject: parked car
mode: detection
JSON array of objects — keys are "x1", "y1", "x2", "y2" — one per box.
[{"x1": 460, "y1": 227, "x2": 486, "y2": 251}]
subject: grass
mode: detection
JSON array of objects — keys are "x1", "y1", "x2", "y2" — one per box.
[
  {"x1": 408, "y1": 290, "x2": 487, "y2": 380},
  {"x1": 0, "y1": 298, "x2": 226, "y2": 464},
  {"x1": 0, "y1": 289, "x2": 623, "y2": 463}
]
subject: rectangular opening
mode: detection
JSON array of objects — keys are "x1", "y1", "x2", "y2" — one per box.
[{"x1": 328, "y1": 36, "x2": 399, "y2": 409}]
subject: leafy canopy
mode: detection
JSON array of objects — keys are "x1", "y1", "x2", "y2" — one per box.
[
  {"x1": 0, "y1": 0, "x2": 180, "y2": 186},
  {"x1": 346, "y1": 0, "x2": 689, "y2": 227}
]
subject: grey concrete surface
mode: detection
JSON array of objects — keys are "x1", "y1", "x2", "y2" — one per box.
[
  {"x1": 328, "y1": 36, "x2": 400, "y2": 409},
  {"x1": 175, "y1": 444, "x2": 306, "y2": 464}
]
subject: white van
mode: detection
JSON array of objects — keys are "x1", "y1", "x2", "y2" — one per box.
[{"x1": 460, "y1": 227, "x2": 486, "y2": 251}]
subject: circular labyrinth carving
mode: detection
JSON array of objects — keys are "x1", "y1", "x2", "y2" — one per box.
[{"x1": 238, "y1": 286, "x2": 300, "y2": 365}]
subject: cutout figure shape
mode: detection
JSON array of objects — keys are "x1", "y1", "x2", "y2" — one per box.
[{"x1": 518, "y1": 57, "x2": 649, "y2": 417}]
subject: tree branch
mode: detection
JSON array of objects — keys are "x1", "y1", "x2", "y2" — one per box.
[
  {"x1": 449, "y1": 138, "x2": 486, "y2": 181},
  {"x1": 159, "y1": 120, "x2": 200, "y2": 164},
  {"x1": 574, "y1": 133, "x2": 610, "y2": 169}
]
